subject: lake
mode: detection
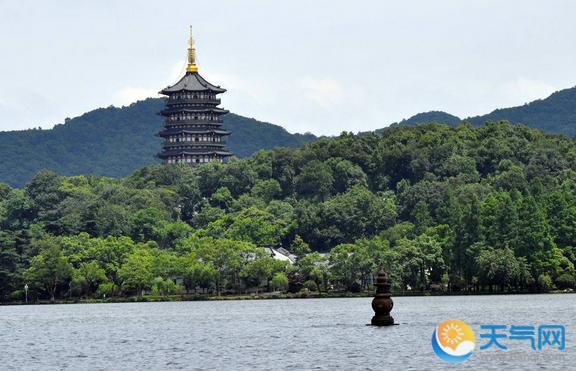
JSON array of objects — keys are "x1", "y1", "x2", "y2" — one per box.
[{"x1": 1, "y1": 294, "x2": 575, "y2": 370}]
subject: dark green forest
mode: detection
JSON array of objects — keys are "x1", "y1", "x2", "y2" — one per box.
[
  {"x1": 387, "y1": 111, "x2": 462, "y2": 128},
  {"x1": 2, "y1": 85, "x2": 576, "y2": 189},
  {"x1": 467, "y1": 86, "x2": 576, "y2": 136},
  {"x1": 1, "y1": 121, "x2": 576, "y2": 302},
  {"x1": 383, "y1": 86, "x2": 576, "y2": 137},
  {"x1": 0, "y1": 98, "x2": 316, "y2": 187}
]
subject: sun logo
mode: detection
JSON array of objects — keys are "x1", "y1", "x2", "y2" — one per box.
[{"x1": 432, "y1": 320, "x2": 476, "y2": 363}]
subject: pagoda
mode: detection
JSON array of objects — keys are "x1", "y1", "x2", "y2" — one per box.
[{"x1": 157, "y1": 28, "x2": 233, "y2": 165}]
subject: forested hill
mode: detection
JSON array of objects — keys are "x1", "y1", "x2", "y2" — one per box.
[
  {"x1": 381, "y1": 86, "x2": 576, "y2": 137},
  {"x1": 390, "y1": 111, "x2": 461, "y2": 127},
  {"x1": 2, "y1": 121, "x2": 576, "y2": 301},
  {"x1": 0, "y1": 98, "x2": 316, "y2": 187},
  {"x1": 467, "y1": 86, "x2": 576, "y2": 136}
]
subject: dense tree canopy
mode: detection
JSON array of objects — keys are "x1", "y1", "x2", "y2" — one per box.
[
  {"x1": 0, "y1": 98, "x2": 316, "y2": 187},
  {"x1": 1, "y1": 121, "x2": 576, "y2": 301}
]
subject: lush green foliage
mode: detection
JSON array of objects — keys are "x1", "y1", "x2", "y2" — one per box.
[
  {"x1": 0, "y1": 98, "x2": 316, "y2": 187},
  {"x1": 387, "y1": 87, "x2": 576, "y2": 140},
  {"x1": 468, "y1": 86, "x2": 576, "y2": 137},
  {"x1": 1, "y1": 121, "x2": 576, "y2": 301},
  {"x1": 387, "y1": 111, "x2": 462, "y2": 128},
  {"x1": 4, "y1": 85, "x2": 576, "y2": 189}
]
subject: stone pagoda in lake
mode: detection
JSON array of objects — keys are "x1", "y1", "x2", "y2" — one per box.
[{"x1": 157, "y1": 27, "x2": 233, "y2": 165}]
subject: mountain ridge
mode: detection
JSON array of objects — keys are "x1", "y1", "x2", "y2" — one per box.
[
  {"x1": 3, "y1": 85, "x2": 576, "y2": 187},
  {"x1": 0, "y1": 98, "x2": 316, "y2": 187},
  {"x1": 388, "y1": 86, "x2": 576, "y2": 136}
]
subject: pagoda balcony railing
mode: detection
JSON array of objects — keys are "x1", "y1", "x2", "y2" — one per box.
[
  {"x1": 167, "y1": 98, "x2": 221, "y2": 106},
  {"x1": 164, "y1": 140, "x2": 226, "y2": 147},
  {"x1": 164, "y1": 119, "x2": 223, "y2": 125}
]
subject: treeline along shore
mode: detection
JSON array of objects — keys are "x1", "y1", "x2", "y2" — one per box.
[{"x1": 1, "y1": 121, "x2": 576, "y2": 303}]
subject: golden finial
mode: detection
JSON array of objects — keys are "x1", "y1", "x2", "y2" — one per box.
[{"x1": 186, "y1": 25, "x2": 198, "y2": 73}]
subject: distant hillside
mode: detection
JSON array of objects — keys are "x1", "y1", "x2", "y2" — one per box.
[
  {"x1": 397, "y1": 111, "x2": 461, "y2": 126},
  {"x1": 380, "y1": 86, "x2": 576, "y2": 138},
  {"x1": 380, "y1": 111, "x2": 461, "y2": 131},
  {"x1": 467, "y1": 86, "x2": 576, "y2": 136},
  {"x1": 0, "y1": 98, "x2": 316, "y2": 187}
]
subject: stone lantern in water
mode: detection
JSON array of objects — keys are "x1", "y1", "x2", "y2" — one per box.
[{"x1": 371, "y1": 269, "x2": 395, "y2": 326}]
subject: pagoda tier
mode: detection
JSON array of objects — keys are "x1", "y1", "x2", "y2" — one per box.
[
  {"x1": 156, "y1": 29, "x2": 233, "y2": 166},
  {"x1": 157, "y1": 128, "x2": 232, "y2": 137}
]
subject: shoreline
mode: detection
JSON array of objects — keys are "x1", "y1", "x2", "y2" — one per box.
[{"x1": 3, "y1": 289, "x2": 573, "y2": 306}]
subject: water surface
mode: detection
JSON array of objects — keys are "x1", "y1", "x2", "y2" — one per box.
[{"x1": 1, "y1": 295, "x2": 575, "y2": 370}]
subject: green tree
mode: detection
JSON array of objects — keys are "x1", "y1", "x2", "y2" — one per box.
[
  {"x1": 251, "y1": 179, "x2": 282, "y2": 203},
  {"x1": 0, "y1": 232, "x2": 20, "y2": 298},
  {"x1": 296, "y1": 160, "x2": 334, "y2": 201},
  {"x1": 74, "y1": 261, "x2": 108, "y2": 296},
  {"x1": 240, "y1": 257, "x2": 287, "y2": 292},
  {"x1": 475, "y1": 246, "x2": 527, "y2": 291},
  {"x1": 296, "y1": 252, "x2": 329, "y2": 292},
  {"x1": 118, "y1": 248, "x2": 154, "y2": 295},
  {"x1": 224, "y1": 207, "x2": 285, "y2": 246},
  {"x1": 271, "y1": 272, "x2": 289, "y2": 292},
  {"x1": 332, "y1": 159, "x2": 368, "y2": 193},
  {"x1": 131, "y1": 208, "x2": 168, "y2": 243},
  {"x1": 329, "y1": 243, "x2": 373, "y2": 291},
  {"x1": 26, "y1": 241, "x2": 73, "y2": 302}
]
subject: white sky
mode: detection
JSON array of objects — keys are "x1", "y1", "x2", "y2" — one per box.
[{"x1": 0, "y1": 0, "x2": 575, "y2": 136}]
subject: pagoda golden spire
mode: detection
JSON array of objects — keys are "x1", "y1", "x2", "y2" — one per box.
[{"x1": 186, "y1": 26, "x2": 198, "y2": 73}]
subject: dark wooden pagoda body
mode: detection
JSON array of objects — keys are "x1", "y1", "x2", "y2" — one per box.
[{"x1": 157, "y1": 72, "x2": 232, "y2": 165}]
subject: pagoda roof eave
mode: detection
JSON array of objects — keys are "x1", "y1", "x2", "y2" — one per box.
[
  {"x1": 157, "y1": 129, "x2": 232, "y2": 137},
  {"x1": 160, "y1": 72, "x2": 226, "y2": 94},
  {"x1": 158, "y1": 150, "x2": 234, "y2": 158},
  {"x1": 160, "y1": 107, "x2": 229, "y2": 115}
]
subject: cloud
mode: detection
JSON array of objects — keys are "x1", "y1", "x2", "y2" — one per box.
[
  {"x1": 113, "y1": 87, "x2": 160, "y2": 107},
  {"x1": 499, "y1": 78, "x2": 557, "y2": 104},
  {"x1": 299, "y1": 78, "x2": 346, "y2": 108},
  {"x1": 167, "y1": 61, "x2": 187, "y2": 85}
]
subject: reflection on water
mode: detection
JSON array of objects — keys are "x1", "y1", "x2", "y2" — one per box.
[{"x1": 1, "y1": 295, "x2": 575, "y2": 370}]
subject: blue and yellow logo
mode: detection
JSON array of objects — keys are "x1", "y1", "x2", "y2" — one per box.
[{"x1": 432, "y1": 320, "x2": 476, "y2": 363}]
